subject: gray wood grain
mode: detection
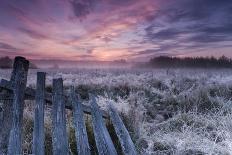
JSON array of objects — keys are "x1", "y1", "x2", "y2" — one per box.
[
  {"x1": 109, "y1": 104, "x2": 137, "y2": 155},
  {"x1": 90, "y1": 95, "x2": 117, "y2": 155},
  {"x1": 33, "y1": 72, "x2": 46, "y2": 155},
  {"x1": 0, "y1": 98, "x2": 13, "y2": 155},
  {"x1": 70, "y1": 86, "x2": 91, "y2": 155},
  {"x1": 52, "y1": 78, "x2": 69, "y2": 155},
  {"x1": 7, "y1": 57, "x2": 29, "y2": 155},
  {"x1": 0, "y1": 57, "x2": 27, "y2": 154},
  {"x1": 0, "y1": 93, "x2": 13, "y2": 100},
  {"x1": 0, "y1": 79, "x2": 108, "y2": 118}
]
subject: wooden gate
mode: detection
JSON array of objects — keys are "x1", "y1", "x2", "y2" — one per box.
[{"x1": 0, "y1": 57, "x2": 137, "y2": 155}]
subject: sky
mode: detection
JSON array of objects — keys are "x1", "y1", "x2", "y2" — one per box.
[{"x1": 0, "y1": 0, "x2": 232, "y2": 61}]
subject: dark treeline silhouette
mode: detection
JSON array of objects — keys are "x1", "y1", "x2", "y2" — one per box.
[
  {"x1": 144, "y1": 56, "x2": 232, "y2": 68},
  {"x1": 0, "y1": 56, "x2": 38, "y2": 69},
  {"x1": 0, "y1": 56, "x2": 13, "y2": 68}
]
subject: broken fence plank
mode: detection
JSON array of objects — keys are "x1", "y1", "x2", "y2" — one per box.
[
  {"x1": 0, "y1": 79, "x2": 108, "y2": 118},
  {"x1": 90, "y1": 95, "x2": 118, "y2": 155},
  {"x1": 32, "y1": 72, "x2": 46, "y2": 155},
  {"x1": 52, "y1": 78, "x2": 69, "y2": 155},
  {"x1": 7, "y1": 57, "x2": 29, "y2": 155},
  {"x1": 109, "y1": 104, "x2": 137, "y2": 155},
  {"x1": 70, "y1": 86, "x2": 91, "y2": 155}
]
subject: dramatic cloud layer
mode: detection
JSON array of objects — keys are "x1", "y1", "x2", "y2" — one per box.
[{"x1": 0, "y1": 0, "x2": 232, "y2": 61}]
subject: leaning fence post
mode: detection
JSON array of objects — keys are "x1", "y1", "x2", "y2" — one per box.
[
  {"x1": 109, "y1": 103, "x2": 137, "y2": 155},
  {"x1": 90, "y1": 95, "x2": 117, "y2": 155},
  {"x1": 70, "y1": 86, "x2": 91, "y2": 155},
  {"x1": 33, "y1": 72, "x2": 46, "y2": 155},
  {"x1": 52, "y1": 78, "x2": 69, "y2": 155},
  {"x1": 7, "y1": 57, "x2": 29, "y2": 155}
]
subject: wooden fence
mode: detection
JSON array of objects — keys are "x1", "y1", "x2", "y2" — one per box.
[{"x1": 0, "y1": 57, "x2": 137, "y2": 155}]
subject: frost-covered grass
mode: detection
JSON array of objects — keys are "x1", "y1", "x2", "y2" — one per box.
[{"x1": 1, "y1": 68, "x2": 232, "y2": 154}]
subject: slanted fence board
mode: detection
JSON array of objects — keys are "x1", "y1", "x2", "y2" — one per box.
[
  {"x1": 109, "y1": 104, "x2": 137, "y2": 155},
  {"x1": 7, "y1": 57, "x2": 29, "y2": 155},
  {"x1": 90, "y1": 95, "x2": 118, "y2": 155},
  {"x1": 52, "y1": 78, "x2": 69, "y2": 155},
  {"x1": 70, "y1": 86, "x2": 91, "y2": 155},
  {"x1": 33, "y1": 72, "x2": 46, "y2": 155}
]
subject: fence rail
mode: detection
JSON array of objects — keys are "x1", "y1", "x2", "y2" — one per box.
[{"x1": 0, "y1": 56, "x2": 137, "y2": 155}]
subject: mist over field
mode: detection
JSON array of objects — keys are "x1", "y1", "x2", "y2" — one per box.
[{"x1": 2, "y1": 68, "x2": 232, "y2": 154}]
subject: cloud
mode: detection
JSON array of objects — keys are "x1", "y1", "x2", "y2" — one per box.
[
  {"x1": 18, "y1": 27, "x2": 49, "y2": 40},
  {"x1": 130, "y1": 44, "x2": 180, "y2": 58},
  {"x1": 69, "y1": 0, "x2": 148, "y2": 18},
  {"x1": 95, "y1": 35, "x2": 114, "y2": 43},
  {"x1": 141, "y1": 0, "x2": 232, "y2": 57},
  {"x1": 0, "y1": 42, "x2": 40, "y2": 58},
  {"x1": 74, "y1": 54, "x2": 95, "y2": 59},
  {"x1": 0, "y1": 42, "x2": 19, "y2": 51},
  {"x1": 147, "y1": 0, "x2": 232, "y2": 39},
  {"x1": 0, "y1": 42, "x2": 38, "y2": 58},
  {"x1": 70, "y1": 0, "x2": 97, "y2": 18}
]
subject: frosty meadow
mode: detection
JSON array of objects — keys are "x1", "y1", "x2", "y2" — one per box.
[
  {"x1": 0, "y1": 57, "x2": 136, "y2": 155},
  {"x1": 1, "y1": 57, "x2": 232, "y2": 154}
]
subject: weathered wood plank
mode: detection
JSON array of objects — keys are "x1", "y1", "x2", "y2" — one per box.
[
  {"x1": 7, "y1": 57, "x2": 29, "y2": 155},
  {"x1": 90, "y1": 95, "x2": 117, "y2": 155},
  {"x1": 0, "y1": 79, "x2": 108, "y2": 118},
  {"x1": 109, "y1": 104, "x2": 137, "y2": 155},
  {"x1": 70, "y1": 86, "x2": 91, "y2": 155},
  {"x1": 0, "y1": 93, "x2": 13, "y2": 100},
  {"x1": 0, "y1": 57, "x2": 27, "y2": 154},
  {"x1": 52, "y1": 78, "x2": 69, "y2": 155},
  {"x1": 32, "y1": 72, "x2": 46, "y2": 155},
  {"x1": 0, "y1": 98, "x2": 12, "y2": 155}
]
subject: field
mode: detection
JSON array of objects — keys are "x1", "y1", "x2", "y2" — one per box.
[{"x1": 1, "y1": 68, "x2": 232, "y2": 155}]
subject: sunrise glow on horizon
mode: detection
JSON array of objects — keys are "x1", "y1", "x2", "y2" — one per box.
[{"x1": 0, "y1": 0, "x2": 232, "y2": 61}]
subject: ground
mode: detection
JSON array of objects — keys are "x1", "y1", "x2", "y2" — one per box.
[{"x1": 1, "y1": 68, "x2": 232, "y2": 155}]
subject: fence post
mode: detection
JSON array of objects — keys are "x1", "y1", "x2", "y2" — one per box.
[
  {"x1": 33, "y1": 72, "x2": 46, "y2": 155},
  {"x1": 90, "y1": 95, "x2": 117, "y2": 155},
  {"x1": 7, "y1": 57, "x2": 29, "y2": 155},
  {"x1": 52, "y1": 78, "x2": 69, "y2": 155},
  {"x1": 109, "y1": 104, "x2": 137, "y2": 155},
  {"x1": 70, "y1": 86, "x2": 91, "y2": 155},
  {"x1": 0, "y1": 57, "x2": 28, "y2": 154}
]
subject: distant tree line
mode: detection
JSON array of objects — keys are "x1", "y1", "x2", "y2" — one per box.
[
  {"x1": 113, "y1": 59, "x2": 127, "y2": 64},
  {"x1": 0, "y1": 56, "x2": 38, "y2": 69},
  {"x1": 144, "y1": 56, "x2": 232, "y2": 68}
]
